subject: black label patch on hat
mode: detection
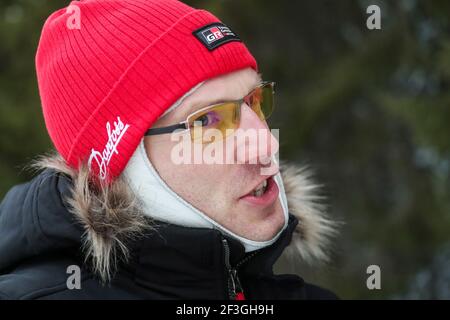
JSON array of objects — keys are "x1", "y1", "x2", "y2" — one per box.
[{"x1": 193, "y1": 22, "x2": 241, "y2": 51}]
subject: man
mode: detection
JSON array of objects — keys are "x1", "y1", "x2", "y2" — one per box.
[{"x1": 0, "y1": 0, "x2": 337, "y2": 299}]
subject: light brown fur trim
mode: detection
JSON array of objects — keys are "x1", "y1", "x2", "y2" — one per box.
[
  {"x1": 29, "y1": 153, "x2": 152, "y2": 283},
  {"x1": 281, "y1": 164, "x2": 339, "y2": 264}
]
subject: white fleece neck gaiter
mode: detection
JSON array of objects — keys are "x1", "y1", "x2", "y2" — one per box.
[{"x1": 122, "y1": 83, "x2": 290, "y2": 252}]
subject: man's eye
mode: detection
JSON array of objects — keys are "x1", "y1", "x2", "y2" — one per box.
[{"x1": 195, "y1": 111, "x2": 220, "y2": 127}]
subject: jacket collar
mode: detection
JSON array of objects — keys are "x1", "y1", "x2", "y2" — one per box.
[{"x1": 127, "y1": 214, "x2": 299, "y2": 299}]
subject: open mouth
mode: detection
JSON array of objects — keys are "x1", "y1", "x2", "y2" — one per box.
[{"x1": 240, "y1": 176, "x2": 279, "y2": 207}]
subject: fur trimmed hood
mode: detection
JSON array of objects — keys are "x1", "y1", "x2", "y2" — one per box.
[{"x1": 27, "y1": 153, "x2": 338, "y2": 282}]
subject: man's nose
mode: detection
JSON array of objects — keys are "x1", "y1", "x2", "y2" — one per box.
[{"x1": 232, "y1": 103, "x2": 279, "y2": 170}]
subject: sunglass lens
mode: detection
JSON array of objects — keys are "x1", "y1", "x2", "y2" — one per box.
[
  {"x1": 248, "y1": 82, "x2": 274, "y2": 121},
  {"x1": 189, "y1": 102, "x2": 240, "y2": 143},
  {"x1": 260, "y1": 82, "x2": 274, "y2": 120}
]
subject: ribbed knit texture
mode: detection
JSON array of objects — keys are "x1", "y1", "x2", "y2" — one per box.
[{"x1": 36, "y1": 0, "x2": 258, "y2": 183}]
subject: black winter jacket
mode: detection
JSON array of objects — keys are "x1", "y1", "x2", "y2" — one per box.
[{"x1": 0, "y1": 169, "x2": 337, "y2": 299}]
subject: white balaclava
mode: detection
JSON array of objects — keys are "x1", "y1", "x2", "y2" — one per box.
[{"x1": 123, "y1": 81, "x2": 289, "y2": 252}]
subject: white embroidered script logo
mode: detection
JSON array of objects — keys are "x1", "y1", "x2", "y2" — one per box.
[{"x1": 88, "y1": 116, "x2": 130, "y2": 180}]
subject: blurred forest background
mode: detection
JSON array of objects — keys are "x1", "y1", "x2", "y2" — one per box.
[{"x1": 1, "y1": 0, "x2": 449, "y2": 299}]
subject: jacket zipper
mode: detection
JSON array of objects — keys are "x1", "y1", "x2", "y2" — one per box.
[{"x1": 221, "y1": 239, "x2": 260, "y2": 300}]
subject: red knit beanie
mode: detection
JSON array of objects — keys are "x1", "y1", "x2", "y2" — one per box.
[{"x1": 35, "y1": 0, "x2": 258, "y2": 183}]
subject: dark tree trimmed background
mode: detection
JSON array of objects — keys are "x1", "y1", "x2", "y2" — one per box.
[{"x1": 1, "y1": 0, "x2": 449, "y2": 299}]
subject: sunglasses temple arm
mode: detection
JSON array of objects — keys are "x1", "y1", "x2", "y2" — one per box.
[{"x1": 145, "y1": 122, "x2": 188, "y2": 136}]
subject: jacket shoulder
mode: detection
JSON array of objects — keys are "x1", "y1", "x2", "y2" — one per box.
[
  {"x1": 243, "y1": 273, "x2": 338, "y2": 299},
  {"x1": 0, "y1": 255, "x2": 81, "y2": 300},
  {"x1": 0, "y1": 256, "x2": 141, "y2": 300},
  {"x1": 303, "y1": 282, "x2": 339, "y2": 299}
]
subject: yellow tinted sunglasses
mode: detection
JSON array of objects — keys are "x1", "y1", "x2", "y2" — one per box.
[{"x1": 145, "y1": 81, "x2": 275, "y2": 143}]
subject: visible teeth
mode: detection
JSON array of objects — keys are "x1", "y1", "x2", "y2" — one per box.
[
  {"x1": 252, "y1": 179, "x2": 268, "y2": 197},
  {"x1": 253, "y1": 188, "x2": 263, "y2": 197}
]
